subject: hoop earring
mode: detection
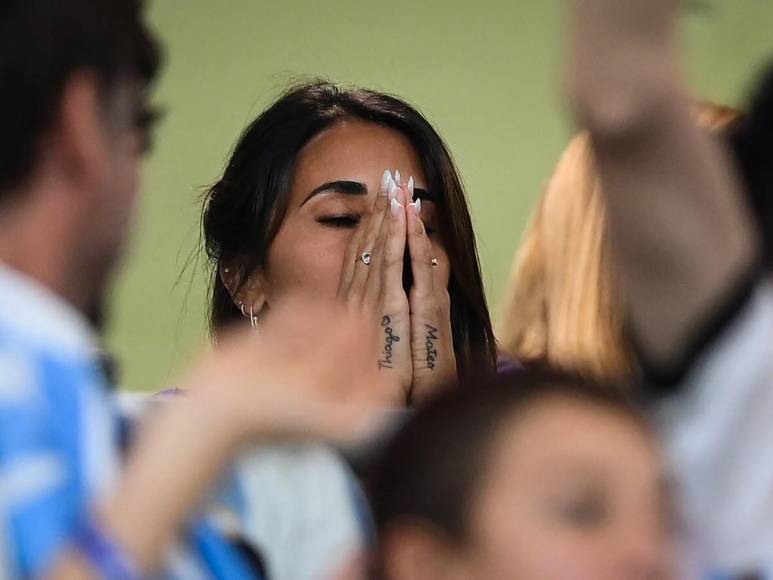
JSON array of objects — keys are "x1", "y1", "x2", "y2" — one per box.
[{"x1": 250, "y1": 305, "x2": 258, "y2": 329}]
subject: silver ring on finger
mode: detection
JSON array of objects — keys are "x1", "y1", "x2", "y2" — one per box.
[
  {"x1": 430, "y1": 257, "x2": 438, "y2": 267},
  {"x1": 360, "y1": 252, "x2": 372, "y2": 266}
]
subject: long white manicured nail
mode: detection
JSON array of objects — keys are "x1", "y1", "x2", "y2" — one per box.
[
  {"x1": 389, "y1": 183, "x2": 400, "y2": 200},
  {"x1": 381, "y1": 170, "x2": 393, "y2": 193},
  {"x1": 390, "y1": 197, "x2": 403, "y2": 216},
  {"x1": 394, "y1": 169, "x2": 402, "y2": 186},
  {"x1": 407, "y1": 176, "x2": 414, "y2": 198},
  {"x1": 410, "y1": 198, "x2": 421, "y2": 214}
]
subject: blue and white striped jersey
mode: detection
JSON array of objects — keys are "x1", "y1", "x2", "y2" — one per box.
[{"x1": 0, "y1": 265, "x2": 257, "y2": 579}]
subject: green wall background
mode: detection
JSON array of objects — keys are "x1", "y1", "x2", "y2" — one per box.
[{"x1": 108, "y1": 0, "x2": 773, "y2": 391}]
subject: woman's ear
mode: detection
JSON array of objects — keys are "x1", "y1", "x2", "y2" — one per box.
[{"x1": 219, "y1": 261, "x2": 267, "y2": 320}]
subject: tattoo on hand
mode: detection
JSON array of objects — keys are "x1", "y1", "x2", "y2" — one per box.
[
  {"x1": 378, "y1": 315, "x2": 401, "y2": 370},
  {"x1": 425, "y1": 324, "x2": 439, "y2": 370}
]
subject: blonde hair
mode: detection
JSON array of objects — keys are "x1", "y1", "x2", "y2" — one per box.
[{"x1": 498, "y1": 103, "x2": 740, "y2": 384}]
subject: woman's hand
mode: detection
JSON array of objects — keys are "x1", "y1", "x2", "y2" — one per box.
[
  {"x1": 336, "y1": 170, "x2": 413, "y2": 403},
  {"x1": 403, "y1": 178, "x2": 457, "y2": 402}
]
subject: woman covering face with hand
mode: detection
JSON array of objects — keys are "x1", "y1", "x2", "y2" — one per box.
[
  {"x1": 203, "y1": 81, "x2": 497, "y2": 404},
  {"x1": 336, "y1": 169, "x2": 456, "y2": 402}
]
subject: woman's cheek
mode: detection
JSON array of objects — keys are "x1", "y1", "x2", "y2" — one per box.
[
  {"x1": 267, "y1": 219, "x2": 361, "y2": 302},
  {"x1": 293, "y1": 237, "x2": 349, "y2": 298}
]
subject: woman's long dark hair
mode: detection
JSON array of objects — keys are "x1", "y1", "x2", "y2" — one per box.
[{"x1": 201, "y1": 80, "x2": 497, "y2": 377}]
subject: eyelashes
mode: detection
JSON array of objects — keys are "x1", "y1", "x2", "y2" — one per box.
[
  {"x1": 316, "y1": 214, "x2": 438, "y2": 236},
  {"x1": 316, "y1": 214, "x2": 361, "y2": 228}
]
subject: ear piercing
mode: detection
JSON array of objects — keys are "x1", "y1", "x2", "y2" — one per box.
[{"x1": 238, "y1": 301, "x2": 259, "y2": 329}]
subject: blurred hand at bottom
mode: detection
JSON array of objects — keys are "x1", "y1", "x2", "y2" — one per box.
[{"x1": 181, "y1": 295, "x2": 392, "y2": 449}]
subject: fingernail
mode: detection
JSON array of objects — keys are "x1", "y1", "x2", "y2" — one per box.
[
  {"x1": 387, "y1": 173, "x2": 396, "y2": 192},
  {"x1": 394, "y1": 170, "x2": 402, "y2": 186},
  {"x1": 390, "y1": 197, "x2": 403, "y2": 216},
  {"x1": 407, "y1": 176, "x2": 414, "y2": 198},
  {"x1": 389, "y1": 183, "x2": 400, "y2": 200},
  {"x1": 381, "y1": 170, "x2": 393, "y2": 194},
  {"x1": 410, "y1": 198, "x2": 421, "y2": 214}
]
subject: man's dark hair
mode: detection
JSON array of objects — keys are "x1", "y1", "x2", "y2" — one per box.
[
  {"x1": 0, "y1": 0, "x2": 161, "y2": 196},
  {"x1": 730, "y1": 63, "x2": 773, "y2": 269}
]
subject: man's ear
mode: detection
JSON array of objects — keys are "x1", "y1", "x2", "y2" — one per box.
[
  {"x1": 54, "y1": 71, "x2": 110, "y2": 195},
  {"x1": 219, "y1": 261, "x2": 267, "y2": 319}
]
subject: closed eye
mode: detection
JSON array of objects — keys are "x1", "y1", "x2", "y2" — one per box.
[{"x1": 316, "y1": 215, "x2": 361, "y2": 228}]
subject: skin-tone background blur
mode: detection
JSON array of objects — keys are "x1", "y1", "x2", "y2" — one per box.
[{"x1": 109, "y1": 0, "x2": 773, "y2": 391}]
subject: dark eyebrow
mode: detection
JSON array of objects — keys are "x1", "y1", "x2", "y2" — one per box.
[{"x1": 301, "y1": 180, "x2": 368, "y2": 206}]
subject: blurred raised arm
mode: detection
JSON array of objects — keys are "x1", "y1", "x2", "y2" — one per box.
[{"x1": 567, "y1": 0, "x2": 758, "y2": 379}]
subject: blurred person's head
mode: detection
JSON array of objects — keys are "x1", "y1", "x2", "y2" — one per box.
[
  {"x1": 0, "y1": 0, "x2": 160, "y2": 327},
  {"x1": 201, "y1": 81, "x2": 496, "y2": 379},
  {"x1": 368, "y1": 371, "x2": 676, "y2": 580},
  {"x1": 498, "y1": 103, "x2": 740, "y2": 384}
]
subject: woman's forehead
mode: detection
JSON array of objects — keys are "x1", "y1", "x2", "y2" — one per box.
[{"x1": 292, "y1": 120, "x2": 426, "y2": 190}]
